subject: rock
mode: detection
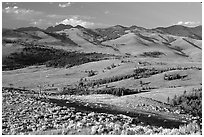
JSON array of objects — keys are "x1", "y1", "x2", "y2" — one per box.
[
  {"x1": 91, "y1": 126, "x2": 98, "y2": 135},
  {"x1": 95, "y1": 122, "x2": 101, "y2": 125},
  {"x1": 121, "y1": 129, "x2": 127, "y2": 135},
  {"x1": 122, "y1": 123, "x2": 130, "y2": 130},
  {"x1": 76, "y1": 112, "x2": 82, "y2": 115},
  {"x1": 2, "y1": 124, "x2": 7, "y2": 129},
  {"x1": 2, "y1": 117, "x2": 7, "y2": 122},
  {"x1": 62, "y1": 106, "x2": 67, "y2": 110},
  {"x1": 108, "y1": 131, "x2": 115, "y2": 135},
  {"x1": 86, "y1": 122, "x2": 93, "y2": 127},
  {"x1": 97, "y1": 127, "x2": 104, "y2": 134},
  {"x1": 88, "y1": 112, "x2": 95, "y2": 117},
  {"x1": 114, "y1": 123, "x2": 121, "y2": 130},
  {"x1": 169, "y1": 128, "x2": 179, "y2": 135},
  {"x1": 174, "y1": 110, "x2": 180, "y2": 114},
  {"x1": 145, "y1": 128, "x2": 154, "y2": 135},
  {"x1": 161, "y1": 128, "x2": 171, "y2": 135},
  {"x1": 76, "y1": 122, "x2": 83, "y2": 128},
  {"x1": 105, "y1": 118, "x2": 110, "y2": 122},
  {"x1": 98, "y1": 117, "x2": 103, "y2": 122},
  {"x1": 75, "y1": 115, "x2": 82, "y2": 121},
  {"x1": 126, "y1": 128, "x2": 136, "y2": 135},
  {"x1": 77, "y1": 129, "x2": 81, "y2": 132}
]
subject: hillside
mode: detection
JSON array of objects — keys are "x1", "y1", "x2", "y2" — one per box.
[
  {"x1": 154, "y1": 25, "x2": 202, "y2": 40},
  {"x1": 45, "y1": 24, "x2": 73, "y2": 32},
  {"x1": 2, "y1": 24, "x2": 202, "y2": 135},
  {"x1": 3, "y1": 24, "x2": 202, "y2": 57},
  {"x1": 15, "y1": 26, "x2": 43, "y2": 32}
]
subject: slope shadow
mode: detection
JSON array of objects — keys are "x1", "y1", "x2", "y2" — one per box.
[
  {"x1": 40, "y1": 97, "x2": 187, "y2": 128},
  {"x1": 183, "y1": 38, "x2": 202, "y2": 50}
]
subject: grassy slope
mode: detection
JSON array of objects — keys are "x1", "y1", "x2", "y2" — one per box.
[
  {"x1": 3, "y1": 56, "x2": 201, "y2": 102},
  {"x1": 2, "y1": 59, "x2": 120, "y2": 90},
  {"x1": 136, "y1": 85, "x2": 202, "y2": 103},
  {"x1": 2, "y1": 27, "x2": 202, "y2": 125},
  {"x1": 56, "y1": 28, "x2": 118, "y2": 55},
  {"x1": 102, "y1": 32, "x2": 202, "y2": 62},
  {"x1": 2, "y1": 44, "x2": 24, "y2": 59}
]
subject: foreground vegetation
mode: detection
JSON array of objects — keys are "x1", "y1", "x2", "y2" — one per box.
[
  {"x1": 2, "y1": 88, "x2": 202, "y2": 135},
  {"x1": 170, "y1": 88, "x2": 202, "y2": 120}
]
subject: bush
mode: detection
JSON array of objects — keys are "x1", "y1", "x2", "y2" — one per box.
[
  {"x1": 87, "y1": 70, "x2": 96, "y2": 77},
  {"x1": 164, "y1": 73, "x2": 187, "y2": 81},
  {"x1": 111, "y1": 63, "x2": 116, "y2": 68}
]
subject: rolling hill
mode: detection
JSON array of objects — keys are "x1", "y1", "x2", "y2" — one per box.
[
  {"x1": 2, "y1": 24, "x2": 202, "y2": 64},
  {"x1": 2, "y1": 23, "x2": 202, "y2": 135}
]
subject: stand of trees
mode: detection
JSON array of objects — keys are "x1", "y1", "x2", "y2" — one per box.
[
  {"x1": 59, "y1": 86, "x2": 149, "y2": 97},
  {"x1": 3, "y1": 44, "x2": 109, "y2": 70},
  {"x1": 170, "y1": 88, "x2": 202, "y2": 118}
]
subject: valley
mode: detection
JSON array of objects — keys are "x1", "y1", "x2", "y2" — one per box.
[{"x1": 2, "y1": 24, "x2": 202, "y2": 135}]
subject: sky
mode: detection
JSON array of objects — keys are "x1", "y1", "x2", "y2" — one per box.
[{"x1": 2, "y1": 2, "x2": 202, "y2": 29}]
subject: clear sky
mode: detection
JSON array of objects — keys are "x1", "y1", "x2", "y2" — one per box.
[{"x1": 2, "y1": 2, "x2": 202, "y2": 29}]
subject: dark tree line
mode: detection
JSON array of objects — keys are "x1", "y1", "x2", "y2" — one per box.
[
  {"x1": 3, "y1": 44, "x2": 110, "y2": 70},
  {"x1": 83, "y1": 67, "x2": 198, "y2": 88},
  {"x1": 59, "y1": 86, "x2": 148, "y2": 97},
  {"x1": 140, "y1": 51, "x2": 165, "y2": 58}
]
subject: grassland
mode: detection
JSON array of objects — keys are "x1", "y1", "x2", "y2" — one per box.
[{"x1": 2, "y1": 25, "x2": 202, "y2": 135}]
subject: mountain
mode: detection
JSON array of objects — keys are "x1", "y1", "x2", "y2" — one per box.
[
  {"x1": 3, "y1": 26, "x2": 78, "y2": 46},
  {"x1": 2, "y1": 28, "x2": 41, "y2": 39},
  {"x1": 154, "y1": 25, "x2": 202, "y2": 40},
  {"x1": 45, "y1": 24, "x2": 73, "y2": 32},
  {"x1": 129, "y1": 25, "x2": 147, "y2": 31},
  {"x1": 94, "y1": 25, "x2": 128, "y2": 42},
  {"x1": 74, "y1": 25, "x2": 85, "y2": 29},
  {"x1": 2, "y1": 24, "x2": 202, "y2": 61},
  {"x1": 15, "y1": 26, "x2": 43, "y2": 32},
  {"x1": 12, "y1": 24, "x2": 202, "y2": 41}
]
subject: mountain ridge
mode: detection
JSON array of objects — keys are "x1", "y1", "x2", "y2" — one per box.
[
  {"x1": 2, "y1": 24, "x2": 202, "y2": 62},
  {"x1": 154, "y1": 25, "x2": 202, "y2": 40},
  {"x1": 10, "y1": 24, "x2": 202, "y2": 40}
]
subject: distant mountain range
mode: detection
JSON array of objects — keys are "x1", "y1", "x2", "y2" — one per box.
[
  {"x1": 2, "y1": 24, "x2": 202, "y2": 62},
  {"x1": 154, "y1": 25, "x2": 202, "y2": 40},
  {"x1": 45, "y1": 24, "x2": 73, "y2": 32},
  {"x1": 8, "y1": 24, "x2": 202, "y2": 40},
  {"x1": 15, "y1": 26, "x2": 43, "y2": 32}
]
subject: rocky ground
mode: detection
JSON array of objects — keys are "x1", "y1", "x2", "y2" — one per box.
[{"x1": 2, "y1": 88, "x2": 201, "y2": 135}]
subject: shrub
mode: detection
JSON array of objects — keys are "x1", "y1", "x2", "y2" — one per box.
[
  {"x1": 107, "y1": 66, "x2": 111, "y2": 70},
  {"x1": 164, "y1": 73, "x2": 187, "y2": 80},
  {"x1": 87, "y1": 70, "x2": 96, "y2": 77},
  {"x1": 111, "y1": 63, "x2": 116, "y2": 68}
]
